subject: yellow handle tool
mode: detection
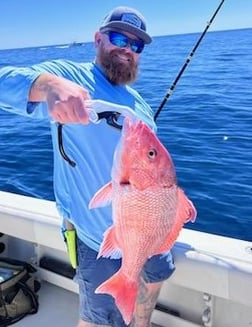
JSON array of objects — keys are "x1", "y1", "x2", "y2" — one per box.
[{"x1": 64, "y1": 221, "x2": 78, "y2": 269}]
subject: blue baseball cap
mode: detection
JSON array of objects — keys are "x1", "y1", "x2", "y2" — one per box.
[{"x1": 99, "y1": 6, "x2": 152, "y2": 44}]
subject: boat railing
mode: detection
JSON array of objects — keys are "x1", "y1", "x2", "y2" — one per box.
[{"x1": 1, "y1": 191, "x2": 252, "y2": 326}]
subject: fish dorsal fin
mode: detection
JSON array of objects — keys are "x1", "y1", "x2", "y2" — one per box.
[{"x1": 89, "y1": 182, "x2": 113, "y2": 209}]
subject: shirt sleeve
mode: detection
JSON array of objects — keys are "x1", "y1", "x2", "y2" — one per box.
[
  {"x1": 0, "y1": 60, "x2": 78, "y2": 119},
  {"x1": 0, "y1": 66, "x2": 46, "y2": 118}
]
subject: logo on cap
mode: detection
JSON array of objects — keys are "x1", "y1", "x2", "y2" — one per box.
[{"x1": 121, "y1": 13, "x2": 142, "y2": 29}]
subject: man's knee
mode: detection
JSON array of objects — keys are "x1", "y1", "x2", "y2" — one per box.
[{"x1": 142, "y1": 251, "x2": 175, "y2": 283}]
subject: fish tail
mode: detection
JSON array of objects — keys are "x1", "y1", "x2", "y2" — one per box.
[{"x1": 95, "y1": 270, "x2": 137, "y2": 325}]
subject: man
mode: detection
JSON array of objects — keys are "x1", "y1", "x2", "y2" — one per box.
[{"x1": 0, "y1": 6, "x2": 175, "y2": 327}]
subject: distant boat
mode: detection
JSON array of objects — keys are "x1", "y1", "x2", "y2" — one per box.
[
  {"x1": 70, "y1": 41, "x2": 84, "y2": 47},
  {"x1": 55, "y1": 45, "x2": 70, "y2": 49}
]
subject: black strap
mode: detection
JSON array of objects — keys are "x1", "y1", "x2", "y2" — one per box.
[
  {"x1": 17, "y1": 280, "x2": 39, "y2": 314},
  {"x1": 0, "y1": 278, "x2": 39, "y2": 326}
]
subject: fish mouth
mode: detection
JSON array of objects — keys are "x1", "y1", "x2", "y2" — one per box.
[
  {"x1": 122, "y1": 117, "x2": 142, "y2": 137},
  {"x1": 122, "y1": 118, "x2": 153, "y2": 145}
]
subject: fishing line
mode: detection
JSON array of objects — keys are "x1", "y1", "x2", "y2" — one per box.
[{"x1": 154, "y1": 0, "x2": 226, "y2": 122}]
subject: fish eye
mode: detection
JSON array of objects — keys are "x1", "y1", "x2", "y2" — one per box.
[{"x1": 148, "y1": 149, "x2": 157, "y2": 159}]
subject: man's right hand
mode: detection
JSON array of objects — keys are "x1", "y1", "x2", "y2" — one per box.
[{"x1": 29, "y1": 73, "x2": 91, "y2": 124}]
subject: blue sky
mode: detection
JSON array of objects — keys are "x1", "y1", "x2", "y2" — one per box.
[{"x1": 1, "y1": 0, "x2": 251, "y2": 49}]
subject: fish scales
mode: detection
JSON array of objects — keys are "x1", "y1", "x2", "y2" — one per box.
[{"x1": 89, "y1": 117, "x2": 197, "y2": 324}]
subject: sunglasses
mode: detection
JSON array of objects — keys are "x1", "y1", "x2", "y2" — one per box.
[{"x1": 103, "y1": 31, "x2": 145, "y2": 54}]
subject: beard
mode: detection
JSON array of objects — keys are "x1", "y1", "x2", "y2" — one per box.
[{"x1": 98, "y1": 45, "x2": 138, "y2": 85}]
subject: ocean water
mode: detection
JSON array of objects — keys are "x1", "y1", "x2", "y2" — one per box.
[{"x1": 0, "y1": 28, "x2": 251, "y2": 242}]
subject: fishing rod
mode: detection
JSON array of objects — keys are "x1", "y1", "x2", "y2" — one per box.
[
  {"x1": 58, "y1": 0, "x2": 225, "y2": 167},
  {"x1": 154, "y1": 0, "x2": 226, "y2": 122}
]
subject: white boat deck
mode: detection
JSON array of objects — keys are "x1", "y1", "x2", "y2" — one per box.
[
  {"x1": 14, "y1": 281, "x2": 79, "y2": 327},
  {"x1": 12, "y1": 280, "x2": 197, "y2": 327}
]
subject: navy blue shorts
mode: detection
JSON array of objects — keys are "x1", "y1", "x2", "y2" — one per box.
[{"x1": 75, "y1": 237, "x2": 175, "y2": 326}]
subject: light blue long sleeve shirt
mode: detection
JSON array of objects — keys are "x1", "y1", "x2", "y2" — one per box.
[{"x1": 0, "y1": 59, "x2": 156, "y2": 251}]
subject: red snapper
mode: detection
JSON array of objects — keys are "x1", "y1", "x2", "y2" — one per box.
[{"x1": 89, "y1": 117, "x2": 197, "y2": 324}]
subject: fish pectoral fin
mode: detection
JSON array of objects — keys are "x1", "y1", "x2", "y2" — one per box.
[
  {"x1": 98, "y1": 226, "x2": 122, "y2": 259},
  {"x1": 89, "y1": 182, "x2": 113, "y2": 209}
]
